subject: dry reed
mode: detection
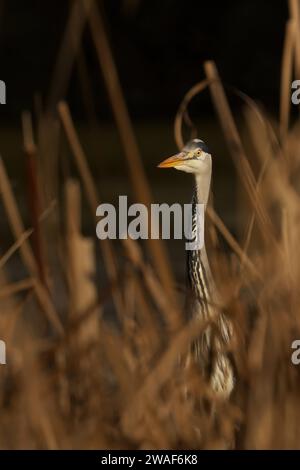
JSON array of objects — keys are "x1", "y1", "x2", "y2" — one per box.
[{"x1": 0, "y1": 1, "x2": 300, "y2": 451}]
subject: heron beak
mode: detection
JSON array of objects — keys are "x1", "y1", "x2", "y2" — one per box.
[{"x1": 157, "y1": 151, "x2": 188, "y2": 168}]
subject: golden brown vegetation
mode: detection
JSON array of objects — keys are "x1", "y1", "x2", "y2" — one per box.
[{"x1": 0, "y1": 0, "x2": 300, "y2": 449}]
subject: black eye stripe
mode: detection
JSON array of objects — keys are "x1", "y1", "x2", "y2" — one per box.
[
  {"x1": 198, "y1": 142, "x2": 210, "y2": 153},
  {"x1": 183, "y1": 139, "x2": 211, "y2": 155},
  {"x1": 190, "y1": 146, "x2": 210, "y2": 159}
]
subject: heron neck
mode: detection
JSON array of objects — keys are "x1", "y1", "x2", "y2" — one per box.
[
  {"x1": 194, "y1": 170, "x2": 211, "y2": 207},
  {"x1": 192, "y1": 168, "x2": 218, "y2": 299}
]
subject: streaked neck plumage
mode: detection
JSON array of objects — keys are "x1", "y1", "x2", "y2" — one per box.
[
  {"x1": 188, "y1": 160, "x2": 234, "y2": 399},
  {"x1": 187, "y1": 160, "x2": 218, "y2": 317}
]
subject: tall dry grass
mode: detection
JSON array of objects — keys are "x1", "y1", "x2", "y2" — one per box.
[{"x1": 0, "y1": 0, "x2": 300, "y2": 449}]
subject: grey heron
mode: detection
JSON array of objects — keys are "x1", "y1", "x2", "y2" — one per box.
[{"x1": 158, "y1": 138, "x2": 234, "y2": 399}]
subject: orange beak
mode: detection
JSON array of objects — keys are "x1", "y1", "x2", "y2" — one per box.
[{"x1": 157, "y1": 151, "x2": 188, "y2": 168}]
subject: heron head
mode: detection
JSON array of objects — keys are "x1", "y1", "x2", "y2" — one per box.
[{"x1": 158, "y1": 139, "x2": 212, "y2": 175}]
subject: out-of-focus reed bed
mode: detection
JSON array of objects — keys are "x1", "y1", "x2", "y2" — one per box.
[{"x1": 1, "y1": 0, "x2": 300, "y2": 449}]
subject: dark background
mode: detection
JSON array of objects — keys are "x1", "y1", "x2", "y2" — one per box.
[
  {"x1": 0, "y1": 0, "x2": 290, "y2": 279},
  {"x1": 0, "y1": 0, "x2": 288, "y2": 121}
]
